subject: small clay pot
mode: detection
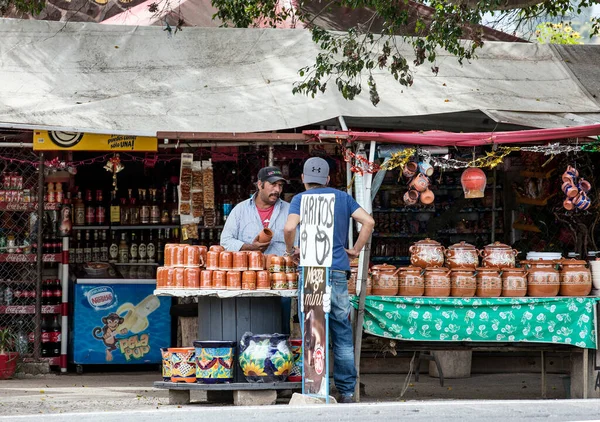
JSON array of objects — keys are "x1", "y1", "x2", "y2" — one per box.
[
  {"x1": 403, "y1": 190, "x2": 420, "y2": 206},
  {"x1": 269, "y1": 255, "x2": 284, "y2": 273},
  {"x1": 242, "y1": 271, "x2": 257, "y2": 290},
  {"x1": 398, "y1": 266, "x2": 425, "y2": 296},
  {"x1": 184, "y1": 245, "x2": 202, "y2": 267},
  {"x1": 164, "y1": 244, "x2": 176, "y2": 267},
  {"x1": 410, "y1": 173, "x2": 429, "y2": 192},
  {"x1": 233, "y1": 251, "x2": 248, "y2": 271},
  {"x1": 184, "y1": 267, "x2": 200, "y2": 289},
  {"x1": 248, "y1": 251, "x2": 264, "y2": 270},
  {"x1": 227, "y1": 271, "x2": 242, "y2": 290},
  {"x1": 256, "y1": 270, "x2": 270, "y2": 289},
  {"x1": 156, "y1": 267, "x2": 167, "y2": 288},
  {"x1": 165, "y1": 268, "x2": 175, "y2": 288},
  {"x1": 219, "y1": 251, "x2": 233, "y2": 271},
  {"x1": 559, "y1": 259, "x2": 592, "y2": 296},
  {"x1": 257, "y1": 228, "x2": 273, "y2": 243},
  {"x1": 563, "y1": 198, "x2": 575, "y2": 211},
  {"x1": 476, "y1": 267, "x2": 502, "y2": 297},
  {"x1": 205, "y1": 251, "x2": 219, "y2": 270},
  {"x1": 420, "y1": 188, "x2": 435, "y2": 205},
  {"x1": 402, "y1": 161, "x2": 418, "y2": 178},
  {"x1": 450, "y1": 269, "x2": 476, "y2": 297},
  {"x1": 424, "y1": 267, "x2": 451, "y2": 297},
  {"x1": 173, "y1": 245, "x2": 185, "y2": 267},
  {"x1": 200, "y1": 270, "x2": 213, "y2": 289},
  {"x1": 271, "y1": 272, "x2": 287, "y2": 290},
  {"x1": 286, "y1": 272, "x2": 298, "y2": 290},
  {"x1": 212, "y1": 270, "x2": 227, "y2": 290},
  {"x1": 562, "y1": 181, "x2": 578, "y2": 198},
  {"x1": 209, "y1": 245, "x2": 225, "y2": 253},
  {"x1": 173, "y1": 268, "x2": 185, "y2": 288},
  {"x1": 284, "y1": 256, "x2": 296, "y2": 273},
  {"x1": 579, "y1": 179, "x2": 591, "y2": 193},
  {"x1": 501, "y1": 267, "x2": 527, "y2": 297},
  {"x1": 197, "y1": 246, "x2": 208, "y2": 268}
]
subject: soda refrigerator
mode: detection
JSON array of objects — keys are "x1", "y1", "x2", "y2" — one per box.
[{"x1": 70, "y1": 265, "x2": 171, "y2": 371}]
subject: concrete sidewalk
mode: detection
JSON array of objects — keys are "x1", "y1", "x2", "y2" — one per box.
[{"x1": 0, "y1": 370, "x2": 570, "y2": 417}]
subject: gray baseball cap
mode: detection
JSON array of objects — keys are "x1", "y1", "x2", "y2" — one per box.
[{"x1": 303, "y1": 157, "x2": 329, "y2": 185}]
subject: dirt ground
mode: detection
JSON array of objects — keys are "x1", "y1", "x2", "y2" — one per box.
[{"x1": 0, "y1": 370, "x2": 568, "y2": 416}]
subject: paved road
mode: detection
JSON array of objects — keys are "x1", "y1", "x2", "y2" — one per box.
[{"x1": 3, "y1": 400, "x2": 600, "y2": 422}]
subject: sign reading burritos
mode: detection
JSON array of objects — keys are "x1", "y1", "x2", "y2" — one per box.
[
  {"x1": 33, "y1": 130, "x2": 158, "y2": 152},
  {"x1": 299, "y1": 193, "x2": 335, "y2": 267}
]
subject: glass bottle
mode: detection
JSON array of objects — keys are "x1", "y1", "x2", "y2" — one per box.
[
  {"x1": 74, "y1": 231, "x2": 84, "y2": 264},
  {"x1": 100, "y1": 230, "x2": 109, "y2": 262},
  {"x1": 147, "y1": 230, "x2": 156, "y2": 263},
  {"x1": 129, "y1": 232, "x2": 138, "y2": 263},
  {"x1": 109, "y1": 231, "x2": 119, "y2": 263},
  {"x1": 118, "y1": 232, "x2": 129, "y2": 263},
  {"x1": 83, "y1": 230, "x2": 92, "y2": 263},
  {"x1": 156, "y1": 229, "x2": 164, "y2": 265},
  {"x1": 92, "y1": 230, "x2": 100, "y2": 262},
  {"x1": 139, "y1": 189, "x2": 150, "y2": 225},
  {"x1": 74, "y1": 191, "x2": 85, "y2": 226},
  {"x1": 129, "y1": 189, "x2": 140, "y2": 225},
  {"x1": 95, "y1": 190, "x2": 106, "y2": 226},
  {"x1": 138, "y1": 231, "x2": 147, "y2": 263},
  {"x1": 170, "y1": 185, "x2": 180, "y2": 224},
  {"x1": 84, "y1": 190, "x2": 95, "y2": 226},
  {"x1": 110, "y1": 191, "x2": 121, "y2": 226},
  {"x1": 160, "y1": 187, "x2": 170, "y2": 224}
]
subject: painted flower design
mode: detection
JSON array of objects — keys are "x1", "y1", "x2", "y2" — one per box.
[
  {"x1": 242, "y1": 362, "x2": 266, "y2": 377},
  {"x1": 423, "y1": 311, "x2": 432, "y2": 321},
  {"x1": 479, "y1": 312, "x2": 489, "y2": 321},
  {"x1": 273, "y1": 360, "x2": 293, "y2": 376}
]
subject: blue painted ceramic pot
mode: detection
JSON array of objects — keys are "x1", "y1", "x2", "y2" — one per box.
[
  {"x1": 193, "y1": 340, "x2": 235, "y2": 384},
  {"x1": 238, "y1": 332, "x2": 293, "y2": 383}
]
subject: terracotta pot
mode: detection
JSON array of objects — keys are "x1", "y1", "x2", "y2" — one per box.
[
  {"x1": 209, "y1": 245, "x2": 225, "y2": 253},
  {"x1": 410, "y1": 173, "x2": 430, "y2": 192},
  {"x1": 269, "y1": 255, "x2": 284, "y2": 273},
  {"x1": 366, "y1": 275, "x2": 372, "y2": 296},
  {"x1": 173, "y1": 268, "x2": 185, "y2": 288},
  {"x1": 559, "y1": 259, "x2": 592, "y2": 296},
  {"x1": 402, "y1": 161, "x2": 418, "y2": 178},
  {"x1": 563, "y1": 198, "x2": 575, "y2": 211},
  {"x1": 409, "y1": 238, "x2": 445, "y2": 268},
  {"x1": 164, "y1": 244, "x2": 176, "y2": 267},
  {"x1": 579, "y1": 179, "x2": 591, "y2": 193},
  {"x1": 480, "y1": 242, "x2": 518, "y2": 268},
  {"x1": 403, "y1": 190, "x2": 419, "y2": 206},
  {"x1": 184, "y1": 267, "x2": 201, "y2": 289},
  {"x1": 501, "y1": 267, "x2": 528, "y2": 297},
  {"x1": 219, "y1": 251, "x2": 233, "y2": 271},
  {"x1": 420, "y1": 188, "x2": 435, "y2": 205},
  {"x1": 165, "y1": 267, "x2": 175, "y2": 288},
  {"x1": 257, "y1": 228, "x2": 273, "y2": 243},
  {"x1": 227, "y1": 271, "x2": 242, "y2": 290},
  {"x1": 197, "y1": 246, "x2": 208, "y2": 268},
  {"x1": 156, "y1": 267, "x2": 167, "y2": 288},
  {"x1": 286, "y1": 272, "x2": 298, "y2": 290},
  {"x1": 256, "y1": 270, "x2": 271, "y2": 289},
  {"x1": 398, "y1": 266, "x2": 425, "y2": 296},
  {"x1": 284, "y1": 256, "x2": 296, "y2": 273},
  {"x1": 522, "y1": 260, "x2": 560, "y2": 297},
  {"x1": 200, "y1": 270, "x2": 213, "y2": 289},
  {"x1": 173, "y1": 245, "x2": 185, "y2": 267},
  {"x1": 574, "y1": 192, "x2": 591, "y2": 210},
  {"x1": 242, "y1": 270, "x2": 257, "y2": 290},
  {"x1": 232, "y1": 251, "x2": 248, "y2": 271},
  {"x1": 424, "y1": 267, "x2": 451, "y2": 297},
  {"x1": 445, "y1": 241, "x2": 479, "y2": 269},
  {"x1": 212, "y1": 270, "x2": 227, "y2": 290},
  {"x1": 248, "y1": 251, "x2": 264, "y2": 270},
  {"x1": 461, "y1": 167, "x2": 486, "y2": 198},
  {"x1": 476, "y1": 267, "x2": 502, "y2": 297},
  {"x1": 271, "y1": 272, "x2": 287, "y2": 290},
  {"x1": 184, "y1": 245, "x2": 202, "y2": 267},
  {"x1": 370, "y1": 264, "x2": 401, "y2": 296},
  {"x1": 450, "y1": 269, "x2": 476, "y2": 297},
  {"x1": 205, "y1": 251, "x2": 219, "y2": 270}
]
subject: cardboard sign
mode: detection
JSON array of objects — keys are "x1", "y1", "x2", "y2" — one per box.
[
  {"x1": 299, "y1": 193, "x2": 335, "y2": 267},
  {"x1": 301, "y1": 266, "x2": 329, "y2": 400},
  {"x1": 33, "y1": 130, "x2": 157, "y2": 152}
]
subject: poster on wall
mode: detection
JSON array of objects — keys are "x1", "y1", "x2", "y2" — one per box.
[
  {"x1": 299, "y1": 193, "x2": 335, "y2": 267},
  {"x1": 33, "y1": 130, "x2": 158, "y2": 152}
]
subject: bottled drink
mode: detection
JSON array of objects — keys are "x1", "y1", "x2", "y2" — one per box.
[
  {"x1": 157, "y1": 229, "x2": 164, "y2": 265},
  {"x1": 74, "y1": 231, "x2": 84, "y2": 264},
  {"x1": 129, "y1": 232, "x2": 139, "y2": 263},
  {"x1": 84, "y1": 190, "x2": 95, "y2": 226},
  {"x1": 129, "y1": 189, "x2": 140, "y2": 225},
  {"x1": 110, "y1": 191, "x2": 121, "y2": 226},
  {"x1": 170, "y1": 185, "x2": 180, "y2": 224},
  {"x1": 140, "y1": 189, "x2": 150, "y2": 224},
  {"x1": 92, "y1": 230, "x2": 100, "y2": 262},
  {"x1": 95, "y1": 190, "x2": 106, "y2": 225},
  {"x1": 147, "y1": 230, "x2": 156, "y2": 263},
  {"x1": 150, "y1": 189, "x2": 160, "y2": 225},
  {"x1": 73, "y1": 191, "x2": 85, "y2": 226},
  {"x1": 100, "y1": 230, "x2": 109, "y2": 262},
  {"x1": 16, "y1": 318, "x2": 29, "y2": 355},
  {"x1": 172, "y1": 227, "x2": 180, "y2": 243},
  {"x1": 118, "y1": 233, "x2": 129, "y2": 263},
  {"x1": 119, "y1": 198, "x2": 129, "y2": 225},
  {"x1": 138, "y1": 231, "x2": 147, "y2": 263},
  {"x1": 53, "y1": 279, "x2": 62, "y2": 306},
  {"x1": 41, "y1": 316, "x2": 50, "y2": 357},
  {"x1": 109, "y1": 231, "x2": 119, "y2": 263},
  {"x1": 83, "y1": 230, "x2": 92, "y2": 263},
  {"x1": 13, "y1": 286, "x2": 22, "y2": 306},
  {"x1": 49, "y1": 316, "x2": 61, "y2": 357},
  {"x1": 160, "y1": 187, "x2": 170, "y2": 224},
  {"x1": 42, "y1": 279, "x2": 51, "y2": 305}
]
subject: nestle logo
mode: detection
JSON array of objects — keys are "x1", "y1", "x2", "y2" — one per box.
[{"x1": 86, "y1": 286, "x2": 115, "y2": 309}]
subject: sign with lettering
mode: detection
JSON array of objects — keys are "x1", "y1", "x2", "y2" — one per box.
[
  {"x1": 301, "y1": 266, "x2": 330, "y2": 401},
  {"x1": 33, "y1": 130, "x2": 157, "y2": 152},
  {"x1": 299, "y1": 193, "x2": 335, "y2": 267}
]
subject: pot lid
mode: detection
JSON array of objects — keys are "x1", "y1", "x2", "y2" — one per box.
[
  {"x1": 413, "y1": 238, "x2": 443, "y2": 247},
  {"x1": 450, "y1": 268, "x2": 475, "y2": 272},
  {"x1": 483, "y1": 241, "x2": 512, "y2": 250},
  {"x1": 500, "y1": 267, "x2": 527, "y2": 272},
  {"x1": 448, "y1": 241, "x2": 476, "y2": 250},
  {"x1": 371, "y1": 264, "x2": 396, "y2": 271},
  {"x1": 475, "y1": 267, "x2": 501, "y2": 271},
  {"x1": 399, "y1": 266, "x2": 422, "y2": 271},
  {"x1": 559, "y1": 258, "x2": 587, "y2": 265},
  {"x1": 425, "y1": 266, "x2": 449, "y2": 272}
]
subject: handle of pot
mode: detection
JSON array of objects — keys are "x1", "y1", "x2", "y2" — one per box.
[
  {"x1": 420, "y1": 268, "x2": 426, "y2": 277},
  {"x1": 512, "y1": 249, "x2": 519, "y2": 257},
  {"x1": 479, "y1": 249, "x2": 487, "y2": 257},
  {"x1": 444, "y1": 249, "x2": 452, "y2": 258},
  {"x1": 392, "y1": 267, "x2": 402, "y2": 277},
  {"x1": 473, "y1": 270, "x2": 478, "y2": 277},
  {"x1": 409, "y1": 245, "x2": 415, "y2": 254}
]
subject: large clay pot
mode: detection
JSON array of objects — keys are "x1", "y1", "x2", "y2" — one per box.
[
  {"x1": 450, "y1": 269, "x2": 476, "y2": 297},
  {"x1": 480, "y1": 242, "x2": 518, "y2": 268},
  {"x1": 370, "y1": 264, "x2": 401, "y2": 296},
  {"x1": 522, "y1": 260, "x2": 560, "y2": 297},
  {"x1": 169, "y1": 347, "x2": 196, "y2": 383},
  {"x1": 559, "y1": 259, "x2": 592, "y2": 296},
  {"x1": 193, "y1": 340, "x2": 235, "y2": 384},
  {"x1": 476, "y1": 267, "x2": 502, "y2": 297},
  {"x1": 501, "y1": 267, "x2": 528, "y2": 297},
  {"x1": 238, "y1": 333, "x2": 294, "y2": 383},
  {"x1": 398, "y1": 266, "x2": 425, "y2": 296},
  {"x1": 445, "y1": 241, "x2": 479, "y2": 269},
  {"x1": 409, "y1": 238, "x2": 445, "y2": 268},
  {"x1": 424, "y1": 267, "x2": 451, "y2": 297},
  {"x1": 461, "y1": 167, "x2": 486, "y2": 198}
]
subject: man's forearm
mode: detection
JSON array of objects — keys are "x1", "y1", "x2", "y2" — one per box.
[
  {"x1": 352, "y1": 221, "x2": 375, "y2": 253},
  {"x1": 283, "y1": 228, "x2": 296, "y2": 253}
]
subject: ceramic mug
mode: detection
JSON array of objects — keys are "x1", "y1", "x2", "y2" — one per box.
[
  {"x1": 574, "y1": 192, "x2": 591, "y2": 210},
  {"x1": 418, "y1": 161, "x2": 434, "y2": 177},
  {"x1": 579, "y1": 179, "x2": 591, "y2": 193},
  {"x1": 410, "y1": 174, "x2": 430, "y2": 192},
  {"x1": 420, "y1": 188, "x2": 435, "y2": 205},
  {"x1": 561, "y1": 182, "x2": 578, "y2": 198},
  {"x1": 563, "y1": 198, "x2": 575, "y2": 211},
  {"x1": 402, "y1": 162, "x2": 418, "y2": 178},
  {"x1": 403, "y1": 190, "x2": 419, "y2": 206}
]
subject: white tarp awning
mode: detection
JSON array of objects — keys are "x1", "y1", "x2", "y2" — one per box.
[{"x1": 0, "y1": 19, "x2": 599, "y2": 135}]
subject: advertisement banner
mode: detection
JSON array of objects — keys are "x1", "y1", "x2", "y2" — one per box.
[
  {"x1": 299, "y1": 193, "x2": 335, "y2": 267},
  {"x1": 71, "y1": 283, "x2": 170, "y2": 364},
  {"x1": 33, "y1": 130, "x2": 158, "y2": 152},
  {"x1": 301, "y1": 266, "x2": 330, "y2": 400}
]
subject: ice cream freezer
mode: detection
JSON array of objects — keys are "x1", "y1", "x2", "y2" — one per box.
[{"x1": 69, "y1": 264, "x2": 171, "y2": 373}]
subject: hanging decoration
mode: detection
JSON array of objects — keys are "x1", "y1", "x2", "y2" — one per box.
[
  {"x1": 337, "y1": 138, "x2": 381, "y2": 175},
  {"x1": 380, "y1": 148, "x2": 417, "y2": 172},
  {"x1": 561, "y1": 165, "x2": 592, "y2": 211},
  {"x1": 461, "y1": 167, "x2": 487, "y2": 199},
  {"x1": 104, "y1": 154, "x2": 125, "y2": 191}
]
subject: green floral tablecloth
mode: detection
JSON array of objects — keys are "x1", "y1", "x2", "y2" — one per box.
[{"x1": 350, "y1": 296, "x2": 600, "y2": 349}]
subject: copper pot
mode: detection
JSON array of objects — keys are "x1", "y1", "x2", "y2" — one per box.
[
  {"x1": 424, "y1": 267, "x2": 451, "y2": 297},
  {"x1": 480, "y1": 242, "x2": 518, "y2": 268},
  {"x1": 248, "y1": 251, "x2": 264, "y2": 270},
  {"x1": 501, "y1": 267, "x2": 528, "y2": 297},
  {"x1": 398, "y1": 266, "x2": 424, "y2": 297},
  {"x1": 445, "y1": 241, "x2": 479, "y2": 269},
  {"x1": 232, "y1": 251, "x2": 248, "y2": 271},
  {"x1": 242, "y1": 270, "x2": 257, "y2": 290},
  {"x1": 522, "y1": 260, "x2": 560, "y2": 297},
  {"x1": 256, "y1": 270, "x2": 270, "y2": 289},
  {"x1": 271, "y1": 272, "x2": 287, "y2": 290},
  {"x1": 219, "y1": 251, "x2": 233, "y2": 271},
  {"x1": 476, "y1": 267, "x2": 502, "y2": 297},
  {"x1": 409, "y1": 238, "x2": 445, "y2": 268},
  {"x1": 370, "y1": 264, "x2": 401, "y2": 296},
  {"x1": 450, "y1": 268, "x2": 476, "y2": 297},
  {"x1": 559, "y1": 259, "x2": 592, "y2": 296}
]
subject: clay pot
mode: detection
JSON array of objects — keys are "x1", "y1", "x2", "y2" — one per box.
[
  {"x1": 450, "y1": 269, "x2": 476, "y2": 297},
  {"x1": 409, "y1": 238, "x2": 445, "y2": 268},
  {"x1": 205, "y1": 251, "x2": 219, "y2": 270},
  {"x1": 420, "y1": 188, "x2": 435, "y2": 205},
  {"x1": 461, "y1": 167, "x2": 486, "y2": 198},
  {"x1": 410, "y1": 173, "x2": 430, "y2": 192},
  {"x1": 184, "y1": 267, "x2": 201, "y2": 289},
  {"x1": 212, "y1": 270, "x2": 227, "y2": 290},
  {"x1": 445, "y1": 241, "x2": 479, "y2": 269},
  {"x1": 476, "y1": 267, "x2": 502, "y2": 297},
  {"x1": 248, "y1": 251, "x2": 264, "y2": 270},
  {"x1": 424, "y1": 267, "x2": 451, "y2": 297},
  {"x1": 233, "y1": 251, "x2": 248, "y2": 271},
  {"x1": 269, "y1": 255, "x2": 284, "y2": 273},
  {"x1": 501, "y1": 267, "x2": 528, "y2": 297},
  {"x1": 256, "y1": 270, "x2": 271, "y2": 289},
  {"x1": 164, "y1": 244, "x2": 176, "y2": 267},
  {"x1": 563, "y1": 198, "x2": 575, "y2": 211},
  {"x1": 156, "y1": 267, "x2": 166, "y2": 288},
  {"x1": 574, "y1": 192, "x2": 591, "y2": 210},
  {"x1": 522, "y1": 260, "x2": 560, "y2": 297},
  {"x1": 480, "y1": 242, "x2": 518, "y2": 268},
  {"x1": 173, "y1": 245, "x2": 185, "y2": 267},
  {"x1": 579, "y1": 179, "x2": 591, "y2": 193},
  {"x1": 562, "y1": 182, "x2": 579, "y2": 198},
  {"x1": 184, "y1": 245, "x2": 202, "y2": 267},
  {"x1": 284, "y1": 256, "x2": 296, "y2": 273},
  {"x1": 559, "y1": 259, "x2": 592, "y2": 296},
  {"x1": 165, "y1": 268, "x2": 175, "y2": 288},
  {"x1": 209, "y1": 245, "x2": 225, "y2": 253},
  {"x1": 257, "y1": 228, "x2": 273, "y2": 243},
  {"x1": 366, "y1": 275, "x2": 373, "y2": 296},
  {"x1": 271, "y1": 272, "x2": 287, "y2": 290},
  {"x1": 227, "y1": 271, "x2": 242, "y2": 290},
  {"x1": 197, "y1": 246, "x2": 208, "y2": 268},
  {"x1": 403, "y1": 190, "x2": 420, "y2": 206},
  {"x1": 370, "y1": 264, "x2": 401, "y2": 296},
  {"x1": 200, "y1": 270, "x2": 213, "y2": 289},
  {"x1": 242, "y1": 271, "x2": 257, "y2": 290},
  {"x1": 398, "y1": 266, "x2": 425, "y2": 296},
  {"x1": 173, "y1": 268, "x2": 185, "y2": 288},
  {"x1": 402, "y1": 161, "x2": 418, "y2": 178},
  {"x1": 286, "y1": 272, "x2": 298, "y2": 290},
  {"x1": 219, "y1": 251, "x2": 233, "y2": 271}
]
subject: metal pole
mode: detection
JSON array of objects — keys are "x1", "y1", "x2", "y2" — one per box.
[
  {"x1": 34, "y1": 152, "x2": 44, "y2": 360},
  {"x1": 353, "y1": 140, "x2": 376, "y2": 401},
  {"x1": 338, "y1": 117, "x2": 354, "y2": 249},
  {"x1": 491, "y1": 168, "x2": 497, "y2": 243},
  {"x1": 268, "y1": 145, "x2": 274, "y2": 166}
]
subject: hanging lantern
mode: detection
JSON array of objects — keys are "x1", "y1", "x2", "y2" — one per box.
[{"x1": 461, "y1": 167, "x2": 486, "y2": 198}]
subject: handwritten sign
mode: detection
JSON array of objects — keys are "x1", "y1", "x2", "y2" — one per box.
[
  {"x1": 302, "y1": 266, "x2": 329, "y2": 399},
  {"x1": 33, "y1": 131, "x2": 157, "y2": 152},
  {"x1": 299, "y1": 193, "x2": 335, "y2": 267}
]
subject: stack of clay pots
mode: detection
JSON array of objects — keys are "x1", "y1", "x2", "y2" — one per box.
[
  {"x1": 156, "y1": 244, "x2": 207, "y2": 289},
  {"x1": 402, "y1": 161, "x2": 435, "y2": 206}
]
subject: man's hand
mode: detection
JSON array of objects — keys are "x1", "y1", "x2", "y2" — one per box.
[
  {"x1": 345, "y1": 248, "x2": 360, "y2": 259},
  {"x1": 246, "y1": 235, "x2": 270, "y2": 252}
]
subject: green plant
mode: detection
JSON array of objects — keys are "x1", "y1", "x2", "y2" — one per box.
[{"x1": 0, "y1": 328, "x2": 15, "y2": 355}]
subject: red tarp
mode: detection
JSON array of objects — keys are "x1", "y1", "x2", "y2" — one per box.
[{"x1": 304, "y1": 123, "x2": 600, "y2": 147}]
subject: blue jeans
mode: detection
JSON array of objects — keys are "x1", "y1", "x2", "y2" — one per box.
[{"x1": 329, "y1": 270, "x2": 357, "y2": 396}]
